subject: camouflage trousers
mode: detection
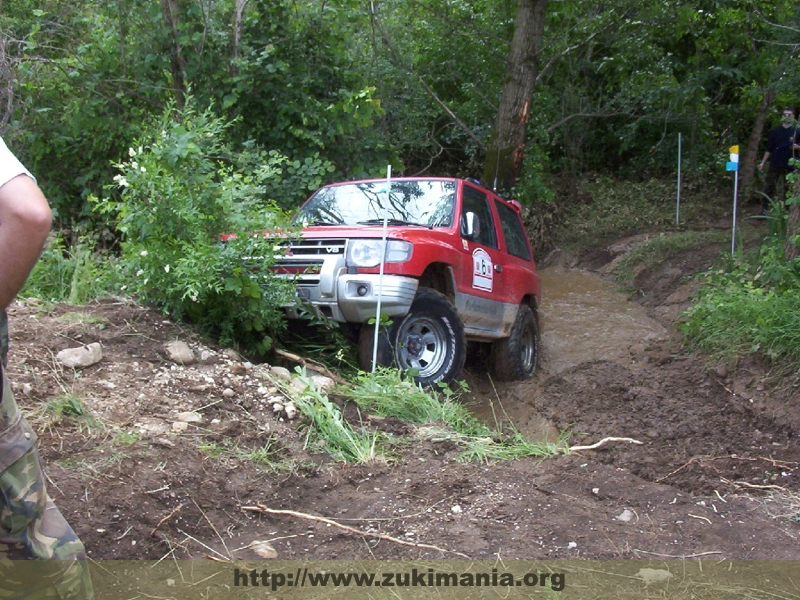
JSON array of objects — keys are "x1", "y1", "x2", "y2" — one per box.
[{"x1": 0, "y1": 363, "x2": 93, "y2": 599}]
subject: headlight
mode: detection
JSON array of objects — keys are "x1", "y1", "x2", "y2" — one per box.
[{"x1": 347, "y1": 239, "x2": 413, "y2": 268}]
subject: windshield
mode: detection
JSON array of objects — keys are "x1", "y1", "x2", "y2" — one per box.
[{"x1": 295, "y1": 180, "x2": 456, "y2": 228}]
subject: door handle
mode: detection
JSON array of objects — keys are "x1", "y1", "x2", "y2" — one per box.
[{"x1": 494, "y1": 264, "x2": 503, "y2": 272}]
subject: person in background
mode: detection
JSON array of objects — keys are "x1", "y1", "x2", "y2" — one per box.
[
  {"x1": 758, "y1": 107, "x2": 800, "y2": 215},
  {"x1": 0, "y1": 136, "x2": 93, "y2": 599}
]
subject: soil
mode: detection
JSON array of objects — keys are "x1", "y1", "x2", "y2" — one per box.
[{"x1": 6, "y1": 218, "x2": 800, "y2": 563}]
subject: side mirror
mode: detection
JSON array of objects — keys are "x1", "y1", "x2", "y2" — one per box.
[{"x1": 460, "y1": 211, "x2": 479, "y2": 239}]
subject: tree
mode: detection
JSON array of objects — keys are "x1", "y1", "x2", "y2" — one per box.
[{"x1": 483, "y1": 0, "x2": 547, "y2": 192}]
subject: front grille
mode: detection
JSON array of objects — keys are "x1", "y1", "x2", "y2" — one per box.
[
  {"x1": 271, "y1": 239, "x2": 346, "y2": 286},
  {"x1": 283, "y1": 238, "x2": 347, "y2": 256}
]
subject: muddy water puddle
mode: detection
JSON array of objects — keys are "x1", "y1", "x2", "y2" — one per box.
[{"x1": 467, "y1": 268, "x2": 668, "y2": 439}]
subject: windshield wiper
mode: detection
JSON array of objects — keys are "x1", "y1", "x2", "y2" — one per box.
[
  {"x1": 357, "y1": 218, "x2": 421, "y2": 226},
  {"x1": 297, "y1": 219, "x2": 343, "y2": 226}
]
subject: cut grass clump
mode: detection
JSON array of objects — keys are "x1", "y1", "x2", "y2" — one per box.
[
  {"x1": 346, "y1": 368, "x2": 568, "y2": 462},
  {"x1": 290, "y1": 369, "x2": 386, "y2": 464}
]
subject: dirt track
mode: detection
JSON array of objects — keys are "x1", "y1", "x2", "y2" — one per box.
[{"x1": 6, "y1": 230, "x2": 800, "y2": 561}]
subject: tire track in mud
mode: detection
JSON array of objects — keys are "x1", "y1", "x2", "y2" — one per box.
[{"x1": 465, "y1": 268, "x2": 800, "y2": 497}]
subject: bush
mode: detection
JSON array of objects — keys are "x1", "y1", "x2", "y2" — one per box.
[
  {"x1": 680, "y1": 239, "x2": 800, "y2": 365},
  {"x1": 97, "y1": 98, "x2": 296, "y2": 353}
]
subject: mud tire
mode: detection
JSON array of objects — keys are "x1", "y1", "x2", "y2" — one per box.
[
  {"x1": 491, "y1": 304, "x2": 538, "y2": 381},
  {"x1": 358, "y1": 288, "x2": 466, "y2": 387}
]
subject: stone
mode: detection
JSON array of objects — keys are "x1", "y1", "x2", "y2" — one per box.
[
  {"x1": 57, "y1": 342, "x2": 103, "y2": 368},
  {"x1": 311, "y1": 375, "x2": 335, "y2": 392},
  {"x1": 616, "y1": 509, "x2": 634, "y2": 522},
  {"x1": 269, "y1": 366, "x2": 292, "y2": 380},
  {"x1": 174, "y1": 411, "x2": 203, "y2": 423},
  {"x1": 165, "y1": 340, "x2": 196, "y2": 365}
]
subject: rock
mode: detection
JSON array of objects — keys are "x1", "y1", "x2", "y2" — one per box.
[
  {"x1": 57, "y1": 342, "x2": 103, "y2": 368},
  {"x1": 290, "y1": 378, "x2": 308, "y2": 393},
  {"x1": 171, "y1": 421, "x2": 189, "y2": 432},
  {"x1": 230, "y1": 363, "x2": 249, "y2": 376},
  {"x1": 284, "y1": 402, "x2": 297, "y2": 420},
  {"x1": 174, "y1": 411, "x2": 203, "y2": 423},
  {"x1": 165, "y1": 341, "x2": 196, "y2": 365},
  {"x1": 714, "y1": 364, "x2": 728, "y2": 378},
  {"x1": 198, "y1": 349, "x2": 216, "y2": 363},
  {"x1": 270, "y1": 366, "x2": 292, "y2": 380},
  {"x1": 311, "y1": 375, "x2": 335, "y2": 392},
  {"x1": 233, "y1": 540, "x2": 278, "y2": 560},
  {"x1": 222, "y1": 388, "x2": 236, "y2": 398},
  {"x1": 636, "y1": 568, "x2": 673, "y2": 585},
  {"x1": 616, "y1": 509, "x2": 634, "y2": 522}
]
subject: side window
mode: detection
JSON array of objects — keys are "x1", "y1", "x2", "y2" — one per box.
[
  {"x1": 495, "y1": 200, "x2": 531, "y2": 261},
  {"x1": 461, "y1": 186, "x2": 498, "y2": 249}
]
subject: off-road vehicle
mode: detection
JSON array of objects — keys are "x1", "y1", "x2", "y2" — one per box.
[{"x1": 280, "y1": 177, "x2": 541, "y2": 386}]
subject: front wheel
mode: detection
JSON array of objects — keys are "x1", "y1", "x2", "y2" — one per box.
[
  {"x1": 358, "y1": 288, "x2": 466, "y2": 387},
  {"x1": 491, "y1": 304, "x2": 538, "y2": 381}
]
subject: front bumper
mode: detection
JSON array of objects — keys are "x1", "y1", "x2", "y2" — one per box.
[{"x1": 287, "y1": 274, "x2": 419, "y2": 323}]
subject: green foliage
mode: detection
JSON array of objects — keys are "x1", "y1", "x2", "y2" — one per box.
[
  {"x1": 680, "y1": 239, "x2": 800, "y2": 366},
  {"x1": 98, "y1": 98, "x2": 295, "y2": 354}
]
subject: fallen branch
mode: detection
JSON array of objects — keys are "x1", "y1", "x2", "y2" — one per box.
[
  {"x1": 274, "y1": 349, "x2": 349, "y2": 386},
  {"x1": 150, "y1": 503, "x2": 184, "y2": 538},
  {"x1": 721, "y1": 478, "x2": 787, "y2": 492},
  {"x1": 569, "y1": 437, "x2": 643, "y2": 452},
  {"x1": 242, "y1": 504, "x2": 470, "y2": 559}
]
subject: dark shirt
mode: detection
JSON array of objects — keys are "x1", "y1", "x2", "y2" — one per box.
[{"x1": 766, "y1": 124, "x2": 798, "y2": 170}]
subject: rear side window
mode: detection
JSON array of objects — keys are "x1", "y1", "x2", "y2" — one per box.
[{"x1": 495, "y1": 200, "x2": 531, "y2": 261}]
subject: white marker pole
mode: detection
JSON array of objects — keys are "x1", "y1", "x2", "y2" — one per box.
[
  {"x1": 727, "y1": 146, "x2": 740, "y2": 256},
  {"x1": 372, "y1": 165, "x2": 392, "y2": 371},
  {"x1": 676, "y1": 133, "x2": 682, "y2": 225},
  {"x1": 731, "y1": 168, "x2": 739, "y2": 256}
]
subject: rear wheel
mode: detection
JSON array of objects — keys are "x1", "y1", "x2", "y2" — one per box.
[
  {"x1": 491, "y1": 304, "x2": 538, "y2": 381},
  {"x1": 358, "y1": 288, "x2": 466, "y2": 387}
]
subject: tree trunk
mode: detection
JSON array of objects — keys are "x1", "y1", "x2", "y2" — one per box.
[
  {"x1": 160, "y1": 0, "x2": 186, "y2": 108},
  {"x1": 483, "y1": 0, "x2": 547, "y2": 193},
  {"x1": 785, "y1": 178, "x2": 800, "y2": 261},
  {"x1": 231, "y1": 0, "x2": 249, "y2": 76},
  {"x1": 741, "y1": 88, "x2": 775, "y2": 201}
]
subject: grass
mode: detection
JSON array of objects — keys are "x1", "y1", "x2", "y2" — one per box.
[
  {"x1": 344, "y1": 368, "x2": 568, "y2": 463},
  {"x1": 553, "y1": 174, "x2": 733, "y2": 251},
  {"x1": 609, "y1": 230, "x2": 730, "y2": 284},
  {"x1": 199, "y1": 436, "x2": 291, "y2": 471},
  {"x1": 292, "y1": 370, "x2": 386, "y2": 463},
  {"x1": 21, "y1": 235, "x2": 123, "y2": 304},
  {"x1": 27, "y1": 391, "x2": 102, "y2": 434}
]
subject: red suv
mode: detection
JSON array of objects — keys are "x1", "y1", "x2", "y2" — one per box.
[{"x1": 281, "y1": 177, "x2": 541, "y2": 386}]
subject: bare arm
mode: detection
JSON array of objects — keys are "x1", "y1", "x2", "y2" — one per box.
[
  {"x1": 758, "y1": 151, "x2": 770, "y2": 171},
  {"x1": 0, "y1": 174, "x2": 52, "y2": 312}
]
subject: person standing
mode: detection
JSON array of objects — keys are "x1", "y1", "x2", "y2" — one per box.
[
  {"x1": 0, "y1": 136, "x2": 93, "y2": 598},
  {"x1": 758, "y1": 107, "x2": 800, "y2": 214}
]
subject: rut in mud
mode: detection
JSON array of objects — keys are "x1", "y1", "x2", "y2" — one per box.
[{"x1": 6, "y1": 230, "x2": 800, "y2": 561}]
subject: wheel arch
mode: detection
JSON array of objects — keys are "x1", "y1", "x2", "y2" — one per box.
[
  {"x1": 418, "y1": 263, "x2": 457, "y2": 304},
  {"x1": 521, "y1": 293, "x2": 541, "y2": 338}
]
